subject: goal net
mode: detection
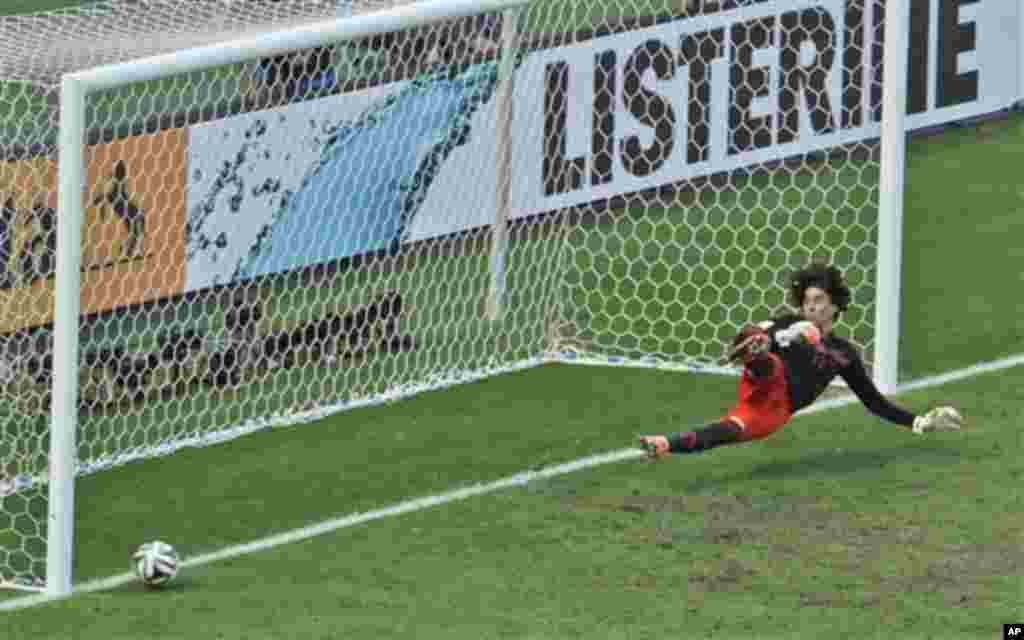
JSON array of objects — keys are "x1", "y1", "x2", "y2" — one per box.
[{"x1": 0, "y1": 0, "x2": 922, "y2": 592}]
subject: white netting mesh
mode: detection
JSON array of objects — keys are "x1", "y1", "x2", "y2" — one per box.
[
  {"x1": 0, "y1": 0, "x2": 889, "y2": 589},
  {"x1": 542, "y1": 3, "x2": 880, "y2": 369},
  {"x1": 0, "y1": 1, "x2": 413, "y2": 90}
]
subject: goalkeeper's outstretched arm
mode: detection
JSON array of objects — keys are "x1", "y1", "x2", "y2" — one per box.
[{"x1": 839, "y1": 355, "x2": 963, "y2": 434}]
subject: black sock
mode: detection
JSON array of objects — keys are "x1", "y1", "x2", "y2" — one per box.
[
  {"x1": 668, "y1": 431, "x2": 697, "y2": 453},
  {"x1": 668, "y1": 421, "x2": 743, "y2": 454}
]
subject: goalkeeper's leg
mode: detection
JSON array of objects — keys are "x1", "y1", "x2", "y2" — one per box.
[
  {"x1": 640, "y1": 350, "x2": 793, "y2": 460},
  {"x1": 640, "y1": 421, "x2": 745, "y2": 459},
  {"x1": 640, "y1": 360, "x2": 793, "y2": 460}
]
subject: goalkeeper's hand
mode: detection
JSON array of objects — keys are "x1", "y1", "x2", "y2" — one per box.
[
  {"x1": 912, "y1": 406, "x2": 964, "y2": 434},
  {"x1": 725, "y1": 325, "x2": 770, "y2": 364},
  {"x1": 774, "y1": 320, "x2": 821, "y2": 348}
]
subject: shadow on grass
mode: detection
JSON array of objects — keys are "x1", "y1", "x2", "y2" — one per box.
[
  {"x1": 679, "y1": 440, "x2": 966, "y2": 492},
  {"x1": 760, "y1": 443, "x2": 960, "y2": 474}
]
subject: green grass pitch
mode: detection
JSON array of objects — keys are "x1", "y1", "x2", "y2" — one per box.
[{"x1": 1, "y1": 1, "x2": 1023, "y2": 638}]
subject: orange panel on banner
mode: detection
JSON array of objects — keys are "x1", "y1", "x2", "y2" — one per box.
[{"x1": 0, "y1": 127, "x2": 187, "y2": 334}]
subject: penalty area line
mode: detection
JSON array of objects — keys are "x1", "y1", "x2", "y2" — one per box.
[{"x1": 3, "y1": 351, "x2": 1022, "y2": 612}]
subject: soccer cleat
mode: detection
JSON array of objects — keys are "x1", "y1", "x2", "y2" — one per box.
[{"x1": 639, "y1": 435, "x2": 670, "y2": 460}]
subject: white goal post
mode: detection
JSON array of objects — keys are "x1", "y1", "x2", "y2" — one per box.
[
  {"x1": 0, "y1": 0, "x2": 940, "y2": 596},
  {"x1": 48, "y1": 0, "x2": 533, "y2": 598},
  {"x1": 874, "y1": 0, "x2": 909, "y2": 395}
]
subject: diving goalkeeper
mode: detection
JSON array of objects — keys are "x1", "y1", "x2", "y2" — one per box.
[{"x1": 639, "y1": 262, "x2": 964, "y2": 459}]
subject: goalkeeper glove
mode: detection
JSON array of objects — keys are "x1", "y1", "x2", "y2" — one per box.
[
  {"x1": 912, "y1": 406, "x2": 964, "y2": 434},
  {"x1": 774, "y1": 320, "x2": 821, "y2": 348},
  {"x1": 726, "y1": 325, "x2": 770, "y2": 364}
]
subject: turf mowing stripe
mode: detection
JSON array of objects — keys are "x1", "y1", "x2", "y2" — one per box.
[{"x1": 3, "y1": 351, "x2": 1023, "y2": 611}]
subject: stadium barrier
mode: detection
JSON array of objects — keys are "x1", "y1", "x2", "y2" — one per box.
[{"x1": 1, "y1": 0, "x2": 1020, "y2": 382}]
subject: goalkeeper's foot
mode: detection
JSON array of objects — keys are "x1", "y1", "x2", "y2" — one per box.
[{"x1": 639, "y1": 435, "x2": 670, "y2": 460}]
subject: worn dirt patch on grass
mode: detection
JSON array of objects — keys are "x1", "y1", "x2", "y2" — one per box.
[{"x1": 564, "y1": 491, "x2": 1024, "y2": 604}]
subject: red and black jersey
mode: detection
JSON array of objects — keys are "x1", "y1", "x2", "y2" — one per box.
[{"x1": 757, "y1": 314, "x2": 915, "y2": 427}]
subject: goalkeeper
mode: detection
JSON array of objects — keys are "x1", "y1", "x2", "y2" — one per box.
[{"x1": 639, "y1": 262, "x2": 964, "y2": 459}]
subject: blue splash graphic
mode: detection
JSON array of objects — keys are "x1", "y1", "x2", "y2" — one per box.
[{"x1": 186, "y1": 63, "x2": 499, "y2": 289}]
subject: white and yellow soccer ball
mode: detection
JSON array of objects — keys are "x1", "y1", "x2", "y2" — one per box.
[{"x1": 132, "y1": 540, "x2": 179, "y2": 587}]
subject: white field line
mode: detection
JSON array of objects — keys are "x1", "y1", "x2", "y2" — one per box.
[{"x1": 3, "y1": 352, "x2": 1022, "y2": 612}]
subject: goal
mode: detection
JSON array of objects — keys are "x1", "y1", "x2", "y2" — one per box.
[{"x1": 0, "y1": 0, "x2": 921, "y2": 595}]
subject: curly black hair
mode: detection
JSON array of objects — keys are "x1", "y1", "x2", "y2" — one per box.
[{"x1": 788, "y1": 261, "x2": 851, "y2": 316}]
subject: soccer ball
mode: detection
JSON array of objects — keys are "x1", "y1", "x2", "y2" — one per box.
[{"x1": 132, "y1": 540, "x2": 179, "y2": 587}]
